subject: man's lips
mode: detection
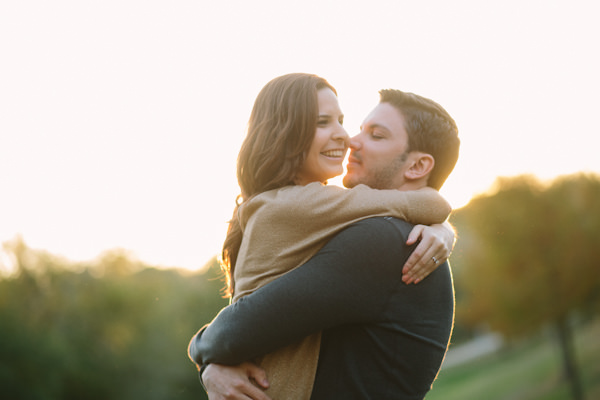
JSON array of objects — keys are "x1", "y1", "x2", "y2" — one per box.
[{"x1": 347, "y1": 153, "x2": 361, "y2": 168}]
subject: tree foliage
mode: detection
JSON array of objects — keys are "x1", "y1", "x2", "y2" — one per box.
[
  {"x1": 450, "y1": 173, "x2": 600, "y2": 335},
  {"x1": 449, "y1": 173, "x2": 600, "y2": 400},
  {"x1": 0, "y1": 238, "x2": 228, "y2": 400}
]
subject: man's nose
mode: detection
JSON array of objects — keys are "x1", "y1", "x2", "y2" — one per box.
[{"x1": 333, "y1": 125, "x2": 350, "y2": 145}]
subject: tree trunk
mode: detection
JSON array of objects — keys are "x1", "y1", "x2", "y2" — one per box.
[{"x1": 555, "y1": 315, "x2": 584, "y2": 400}]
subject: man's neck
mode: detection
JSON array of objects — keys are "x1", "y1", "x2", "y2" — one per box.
[{"x1": 394, "y1": 181, "x2": 428, "y2": 191}]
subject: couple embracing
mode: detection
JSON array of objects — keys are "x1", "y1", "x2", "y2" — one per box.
[{"x1": 189, "y1": 73, "x2": 460, "y2": 400}]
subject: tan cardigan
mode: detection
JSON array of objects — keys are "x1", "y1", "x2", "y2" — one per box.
[{"x1": 232, "y1": 182, "x2": 451, "y2": 400}]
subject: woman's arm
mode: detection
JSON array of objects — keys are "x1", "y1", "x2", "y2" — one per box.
[
  {"x1": 242, "y1": 183, "x2": 451, "y2": 232},
  {"x1": 402, "y1": 221, "x2": 456, "y2": 284}
]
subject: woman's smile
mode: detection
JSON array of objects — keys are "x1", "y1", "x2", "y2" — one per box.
[{"x1": 320, "y1": 149, "x2": 346, "y2": 158}]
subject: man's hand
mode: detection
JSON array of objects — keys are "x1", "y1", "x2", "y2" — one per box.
[
  {"x1": 402, "y1": 222, "x2": 456, "y2": 284},
  {"x1": 202, "y1": 362, "x2": 271, "y2": 400}
]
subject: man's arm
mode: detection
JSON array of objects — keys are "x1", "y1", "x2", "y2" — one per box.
[{"x1": 189, "y1": 217, "x2": 414, "y2": 367}]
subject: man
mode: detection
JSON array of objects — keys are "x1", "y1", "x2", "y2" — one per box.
[{"x1": 189, "y1": 89, "x2": 460, "y2": 399}]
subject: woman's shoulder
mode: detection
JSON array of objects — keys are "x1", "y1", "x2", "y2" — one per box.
[
  {"x1": 240, "y1": 183, "x2": 343, "y2": 220},
  {"x1": 241, "y1": 182, "x2": 381, "y2": 219},
  {"x1": 253, "y1": 182, "x2": 335, "y2": 199}
]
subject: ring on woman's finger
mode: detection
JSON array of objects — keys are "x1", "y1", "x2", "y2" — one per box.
[{"x1": 432, "y1": 256, "x2": 439, "y2": 264}]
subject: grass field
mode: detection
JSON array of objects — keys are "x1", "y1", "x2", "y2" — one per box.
[{"x1": 426, "y1": 318, "x2": 600, "y2": 400}]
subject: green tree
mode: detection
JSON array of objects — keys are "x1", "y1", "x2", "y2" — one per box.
[
  {"x1": 0, "y1": 238, "x2": 228, "y2": 400},
  {"x1": 450, "y1": 173, "x2": 600, "y2": 400}
]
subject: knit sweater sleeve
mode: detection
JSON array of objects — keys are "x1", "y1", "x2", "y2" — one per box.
[{"x1": 239, "y1": 182, "x2": 451, "y2": 232}]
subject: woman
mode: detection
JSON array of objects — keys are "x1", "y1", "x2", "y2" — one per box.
[{"x1": 211, "y1": 73, "x2": 454, "y2": 398}]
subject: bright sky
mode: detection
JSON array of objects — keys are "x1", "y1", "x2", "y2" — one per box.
[{"x1": 1, "y1": 1, "x2": 598, "y2": 272}]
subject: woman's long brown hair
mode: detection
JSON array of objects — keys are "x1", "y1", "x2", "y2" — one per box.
[{"x1": 221, "y1": 73, "x2": 336, "y2": 297}]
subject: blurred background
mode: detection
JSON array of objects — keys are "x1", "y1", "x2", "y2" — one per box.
[{"x1": 1, "y1": 1, "x2": 599, "y2": 399}]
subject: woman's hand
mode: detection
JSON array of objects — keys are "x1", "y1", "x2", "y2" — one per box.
[
  {"x1": 202, "y1": 362, "x2": 271, "y2": 400},
  {"x1": 402, "y1": 222, "x2": 456, "y2": 284}
]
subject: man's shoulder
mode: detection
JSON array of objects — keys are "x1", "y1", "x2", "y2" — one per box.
[
  {"x1": 350, "y1": 216, "x2": 415, "y2": 238},
  {"x1": 332, "y1": 217, "x2": 416, "y2": 258}
]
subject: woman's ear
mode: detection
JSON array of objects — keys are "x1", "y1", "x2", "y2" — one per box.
[{"x1": 404, "y1": 152, "x2": 435, "y2": 181}]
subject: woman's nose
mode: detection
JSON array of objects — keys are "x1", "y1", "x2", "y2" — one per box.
[{"x1": 333, "y1": 124, "x2": 350, "y2": 144}]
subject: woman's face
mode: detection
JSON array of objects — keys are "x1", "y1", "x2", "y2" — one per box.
[{"x1": 295, "y1": 88, "x2": 349, "y2": 185}]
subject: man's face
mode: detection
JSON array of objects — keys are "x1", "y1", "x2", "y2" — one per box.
[{"x1": 343, "y1": 102, "x2": 411, "y2": 190}]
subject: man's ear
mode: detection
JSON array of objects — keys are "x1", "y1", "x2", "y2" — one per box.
[{"x1": 404, "y1": 152, "x2": 435, "y2": 181}]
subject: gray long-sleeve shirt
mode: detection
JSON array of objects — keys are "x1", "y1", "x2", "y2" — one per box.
[{"x1": 189, "y1": 217, "x2": 455, "y2": 399}]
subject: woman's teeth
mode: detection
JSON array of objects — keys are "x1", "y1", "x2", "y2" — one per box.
[{"x1": 321, "y1": 150, "x2": 344, "y2": 157}]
